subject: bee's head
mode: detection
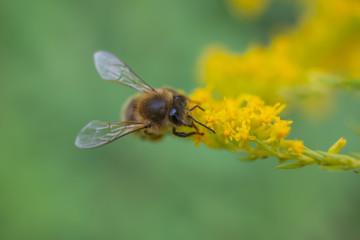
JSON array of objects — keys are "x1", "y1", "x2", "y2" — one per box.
[
  {"x1": 169, "y1": 95, "x2": 191, "y2": 126},
  {"x1": 169, "y1": 95, "x2": 215, "y2": 134}
]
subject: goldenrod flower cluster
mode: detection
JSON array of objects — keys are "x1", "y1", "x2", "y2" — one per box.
[
  {"x1": 188, "y1": 88, "x2": 360, "y2": 171},
  {"x1": 185, "y1": 0, "x2": 360, "y2": 172},
  {"x1": 201, "y1": 0, "x2": 360, "y2": 108}
]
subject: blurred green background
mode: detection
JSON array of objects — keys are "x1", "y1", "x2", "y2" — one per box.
[{"x1": 1, "y1": 0, "x2": 359, "y2": 239}]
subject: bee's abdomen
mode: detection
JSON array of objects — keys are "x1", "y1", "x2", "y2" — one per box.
[
  {"x1": 140, "y1": 97, "x2": 168, "y2": 124},
  {"x1": 124, "y1": 98, "x2": 139, "y2": 122}
]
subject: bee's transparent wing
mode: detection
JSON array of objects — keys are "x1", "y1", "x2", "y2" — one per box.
[
  {"x1": 94, "y1": 51, "x2": 155, "y2": 93},
  {"x1": 75, "y1": 120, "x2": 148, "y2": 149}
]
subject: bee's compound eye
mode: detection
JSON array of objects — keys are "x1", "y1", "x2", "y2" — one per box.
[
  {"x1": 169, "y1": 108, "x2": 181, "y2": 125},
  {"x1": 169, "y1": 95, "x2": 188, "y2": 126}
]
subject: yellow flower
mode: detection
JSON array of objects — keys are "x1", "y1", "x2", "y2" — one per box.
[
  {"x1": 201, "y1": 0, "x2": 360, "y2": 111},
  {"x1": 234, "y1": 120, "x2": 256, "y2": 146},
  {"x1": 188, "y1": 88, "x2": 360, "y2": 172},
  {"x1": 260, "y1": 104, "x2": 285, "y2": 125},
  {"x1": 190, "y1": 88, "x2": 294, "y2": 152},
  {"x1": 186, "y1": 0, "x2": 360, "y2": 172},
  {"x1": 281, "y1": 140, "x2": 304, "y2": 155},
  {"x1": 222, "y1": 121, "x2": 237, "y2": 143},
  {"x1": 271, "y1": 118, "x2": 292, "y2": 140}
]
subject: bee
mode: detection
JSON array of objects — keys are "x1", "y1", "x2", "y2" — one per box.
[{"x1": 75, "y1": 51, "x2": 215, "y2": 149}]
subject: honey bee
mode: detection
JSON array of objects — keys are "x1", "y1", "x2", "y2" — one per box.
[{"x1": 75, "y1": 51, "x2": 215, "y2": 149}]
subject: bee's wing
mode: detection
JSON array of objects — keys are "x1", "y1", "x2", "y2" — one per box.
[
  {"x1": 94, "y1": 51, "x2": 156, "y2": 93},
  {"x1": 75, "y1": 120, "x2": 148, "y2": 149}
]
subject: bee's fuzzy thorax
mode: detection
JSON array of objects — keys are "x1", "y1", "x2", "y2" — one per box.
[{"x1": 122, "y1": 88, "x2": 177, "y2": 135}]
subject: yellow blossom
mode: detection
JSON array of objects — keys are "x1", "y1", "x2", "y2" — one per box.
[
  {"x1": 234, "y1": 120, "x2": 256, "y2": 146},
  {"x1": 281, "y1": 140, "x2": 304, "y2": 155},
  {"x1": 271, "y1": 118, "x2": 292, "y2": 139},
  {"x1": 201, "y1": 0, "x2": 360, "y2": 111},
  {"x1": 222, "y1": 121, "x2": 237, "y2": 143},
  {"x1": 260, "y1": 104, "x2": 285, "y2": 125},
  {"x1": 186, "y1": 0, "x2": 360, "y2": 172},
  {"x1": 188, "y1": 88, "x2": 360, "y2": 172}
]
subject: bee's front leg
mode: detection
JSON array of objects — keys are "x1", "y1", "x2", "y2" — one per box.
[{"x1": 172, "y1": 128, "x2": 203, "y2": 138}]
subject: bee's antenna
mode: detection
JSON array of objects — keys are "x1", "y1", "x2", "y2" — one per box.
[
  {"x1": 189, "y1": 105, "x2": 204, "y2": 112},
  {"x1": 188, "y1": 116, "x2": 216, "y2": 134}
]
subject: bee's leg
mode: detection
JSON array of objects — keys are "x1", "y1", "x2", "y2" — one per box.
[
  {"x1": 189, "y1": 105, "x2": 204, "y2": 112},
  {"x1": 184, "y1": 119, "x2": 204, "y2": 135},
  {"x1": 187, "y1": 116, "x2": 216, "y2": 134},
  {"x1": 183, "y1": 122, "x2": 199, "y2": 131},
  {"x1": 192, "y1": 122, "x2": 200, "y2": 132},
  {"x1": 172, "y1": 128, "x2": 203, "y2": 137}
]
